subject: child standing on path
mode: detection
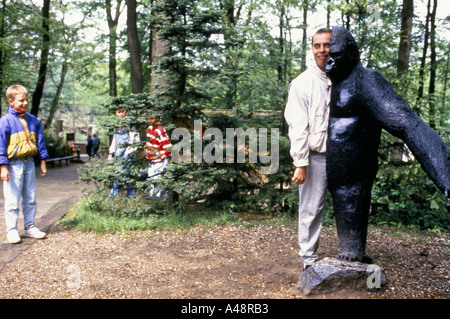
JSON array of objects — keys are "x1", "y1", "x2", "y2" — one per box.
[
  {"x1": 108, "y1": 108, "x2": 140, "y2": 197},
  {"x1": 146, "y1": 116, "x2": 172, "y2": 198},
  {"x1": 0, "y1": 85, "x2": 49, "y2": 244}
]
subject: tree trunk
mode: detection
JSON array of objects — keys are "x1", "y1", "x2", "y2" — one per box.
[
  {"x1": 106, "y1": 0, "x2": 123, "y2": 97},
  {"x1": 278, "y1": 3, "x2": 285, "y2": 86},
  {"x1": 441, "y1": 50, "x2": 449, "y2": 128},
  {"x1": 344, "y1": 0, "x2": 351, "y2": 29},
  {"x1": 393, "y1": 0, "x2": 414, "y2": 163},
  {"x1": 150, "y1": 0, "x2": 170, "y2": 95},
  {"x1": 414, "y1": 0, "x2": 431, "y2": 115},
  {"x1": 127, "y1": 0, "x2": 143, "y2": 94},
  {"x1": 397, "y1": 0, "x2": 413, "y2": 74},
  {"x1": 108, "y1": 38, "x2": 117, "y2": 97},
  {"x1": 149, "y1": 3, "x2": 169, "y2": 96},
  {"x1": 300, "y1": 0, "x2": 308, "y2": 72},
  {"x1": 427, "y1": 0, "x2": 437, "y2": 129},
  {"x1": 0, "y1": 0, "x2": 6, "y2": 114},
  {"x1": 45, "y1": 60, "x2": 68, "y2": 130},
  {"x1": 220, "y1": 0, "x2": 242, "y2": 111},
  {"x1": 326, "y1": 0, "x2": 331, "y2": 29},
  {"x1": 30, "y1": 0, "x2": 50, "y2": 116}
]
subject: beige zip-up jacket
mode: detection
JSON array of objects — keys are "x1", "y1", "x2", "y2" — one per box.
[{"x1": 284, "y1": 64, "x2": 331, "y2": 168}]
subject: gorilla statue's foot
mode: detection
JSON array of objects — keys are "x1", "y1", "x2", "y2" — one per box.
[
  {"x1": 332, "y1": 253, "x2": 373, "y2": 264},
  {"x1": 362, "y1": 253, "x2": 374, "y2": 264}
]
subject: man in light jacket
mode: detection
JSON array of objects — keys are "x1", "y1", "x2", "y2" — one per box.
[{"x1": 284, "y1": 28, "x2": 332, "y2": 269}]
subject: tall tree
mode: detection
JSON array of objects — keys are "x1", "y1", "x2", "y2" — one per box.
[
  {"x1": 149, "y1": 0, "x2": 169, "y2": 96},
  {"x1": 343, "y1": 0, "x2": 351, "y2": 29},
  {"x1": 397, "y1": 0, "x2": 414, "y2": 74},
  {"x1": 106, "y1": 0, "x2": 124, "y2": 97},
  {"x1": 326, "y1": 0, "x2": 331, "y2": 28},
  {"x1": 415, "y1": 0, "x2": 431, "y2": 115},
  {"x1": 277, "y1": 2, "x2": 285, "y2": 86},
  {"x1": 127, "y1": 0, "x2": 143, "y2": 94},
  {"x1": 220, "y1": 0, "x2": 244, "y2": 111},
  {"x1": 274, "y1": 0, "x2": 291, "y2": 87},
  {"x1": 300, "y1": 0, "x2": 308, "y2": 72},
  {"x1": 0, "y1": 0, "x2": 6, "y2": 114},
  {"x1": 30, "y1": 0, "x2": 50, "y2": 116},
  {"x1": 441, "y1": 49, "x2": 449, "y2": 128},
  {"x1": 427, "y1": 0, "x2": 437, "y2": 128},
  {"x1": 270, "y1": 0, "x2": 299, "y2": 100},
  {"x1": 45, "y1": 60, "x2": 68, "y2": 129},
  {"x1": 391, "y1": 0, "x2": 414, "y2": 164}
]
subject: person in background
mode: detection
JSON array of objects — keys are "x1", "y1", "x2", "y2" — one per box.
[
  {"x1": 85, "y1": 134, "x2": 93, "y2": 160},
  {"x1": 92, "y1": 134, "x2": 101, "y2": 158}
]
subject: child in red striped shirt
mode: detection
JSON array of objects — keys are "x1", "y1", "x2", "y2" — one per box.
[{"x1": 146, "y1": 116, "x2": 172, "y2": 198}]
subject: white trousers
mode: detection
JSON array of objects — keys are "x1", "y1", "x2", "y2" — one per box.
[
  {"x1": 3, "y1": 158, "x2": 37, "y2": 233},
  {"x1": 147, "y1": 158, "x2": 169, "y2": 198},
  {"x1": 298, "y1": 153, "x2": 327, "y2": 266}
]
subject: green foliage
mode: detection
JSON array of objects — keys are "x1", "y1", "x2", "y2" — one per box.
[
  {"x1": 246, "y1": 134, "x2": 296, "y2": 214},
  {"x1": 73, "y1": 0, "x2": 449, "y2": 233},
  {"x1": 78, "y1": 91, "x2": 300, "y2": 219},
  {"x1": 43, "y1": 130, "x2": 66, "y2": 158},
  {"x1": 371, "y1": 156, "x2": 449, "y2": 232},
  {"x1": 4, "y1": 0, "x2": 448, "y2": 232},
  {"x1": 369, "y1": 130, "x2": 450, "y2": 232}
]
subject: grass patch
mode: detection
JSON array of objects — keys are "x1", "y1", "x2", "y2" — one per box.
[{"x1": 59, "y1": 196, "x2": 298, "y2": 234}]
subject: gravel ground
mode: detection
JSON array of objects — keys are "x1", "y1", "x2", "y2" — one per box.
[
  {"x1": 0, "y1": 222, "x2": 448, "y2": 299},
  {"x1": 0, "y1": 160, "x2": 448, "y2": 300}
]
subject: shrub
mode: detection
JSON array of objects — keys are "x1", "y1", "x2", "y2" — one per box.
[
  {"x1": 43, "y1": 130, "x2": 66, "y2": 158},
  {"x1": 371, "y1": 162, "x2": 449, "y2": 232}
]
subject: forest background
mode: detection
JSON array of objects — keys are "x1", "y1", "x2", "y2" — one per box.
[{"x1": 0, "y1": 0, "x2": 449, "y2": 232}]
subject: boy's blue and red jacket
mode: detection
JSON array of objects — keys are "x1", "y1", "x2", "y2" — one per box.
[{"x1": 0, "y1": 106, "x2": 49, "y2": 165}]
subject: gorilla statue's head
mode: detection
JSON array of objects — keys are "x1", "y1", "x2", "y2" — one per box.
[{"x1": 325, "y1": 26, "x2": 361, "y2": 83}]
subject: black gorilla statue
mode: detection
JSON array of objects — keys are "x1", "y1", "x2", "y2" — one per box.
[{"x1": 325, "y1": 26, "x2": 450, "y2": 263}]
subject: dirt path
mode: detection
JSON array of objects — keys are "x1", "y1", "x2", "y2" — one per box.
[
  {"x1": 0, "y1": 159, "x2": 448, "y2": 300},
  {"x1": 0, "y1": 222, "x2": 448, "y2": 299}
]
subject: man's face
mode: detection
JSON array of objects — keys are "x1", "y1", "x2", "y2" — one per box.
[
  {"x1": 9, "y1": 93, "x2": 29, "y2": 113},
  {"x1": 312, "y1": 32, "x2": 331, "y2": 71}
]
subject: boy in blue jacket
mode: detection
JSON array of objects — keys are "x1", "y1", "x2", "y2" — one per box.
[{"x1": 0, "y1": 85, "x2": 49, "y2": 244}]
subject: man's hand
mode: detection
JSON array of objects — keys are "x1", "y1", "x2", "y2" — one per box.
[
  {"x1": 292, "y1": 166, "x2": 307, "y2": 185},
  {"x1": 40, "y1": 160, "x2": 47, "y2": 176},
  {"x1": 1, "y1": 165, "x2": 9, "y2": 182}
]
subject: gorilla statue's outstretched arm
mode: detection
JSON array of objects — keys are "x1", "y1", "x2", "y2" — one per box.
[{"x1": 361, "y1": 68, "x2": 450, "y2": 196}]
